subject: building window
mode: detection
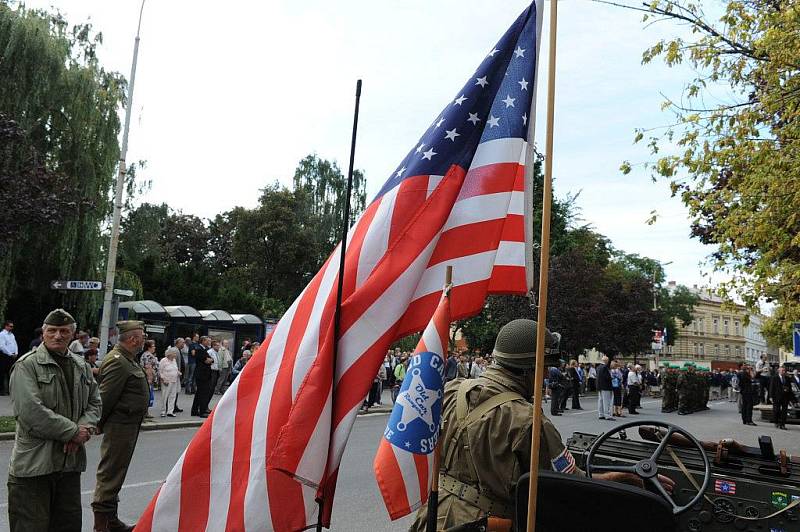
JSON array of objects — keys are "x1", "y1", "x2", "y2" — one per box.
[
  {"x1": 714, "y1": 344, "x2": 719, "y2": 356},
  {"x1": 699, "y1": 343, "x2": 705, "y2": 356},
  {"x1": 713, "y1": 318, "x2": 719, "y2": 334},
  {"x1": 693, "y1": 320, "x2": 698, "y2": 332},
  {"x1": 699, "y1": 318, "x2": 704, "y2": 334},
  {"x1": 734, "y1": 321, "x2": 740, "y2": 336},
  {"x1": 723, "y1": 319, "x2": 729, "y2": 336},
  {"x1": 735, "y1": 346, "x2": 740, "y2": 357},
  {"x1": 725, "y1": 345, "x2": 731, "y2": 356}
]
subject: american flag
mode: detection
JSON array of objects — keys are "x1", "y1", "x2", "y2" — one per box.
[
  {"x1": 137, "y1": 2, "x2": 542, "y2": 530},
  {"x1": 550, "y1": 448, "x2": 577, "y2": 475},
  {"x1": 374, "y1": 288, "x2": 451, "y2": 520}
]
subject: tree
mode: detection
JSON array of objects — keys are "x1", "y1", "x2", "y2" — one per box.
[
  {"x1": 0, "y1": 3, "x2": 125, "y2": 343},
  {"x1": 620, "y1": 0, "x2": 800, "y2": 348}
]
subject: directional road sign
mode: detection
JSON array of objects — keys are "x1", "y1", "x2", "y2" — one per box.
[
  {"x1": 793, "y1": 322, "x2": 800, "y2": 358},
  {"x1": 50, "y1": 280, "x2": 104, "y2": 291}
]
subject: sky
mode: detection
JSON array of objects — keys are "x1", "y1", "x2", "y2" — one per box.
[{"x1": 27, "y1": 0, "x2": 725, "y2": 290}]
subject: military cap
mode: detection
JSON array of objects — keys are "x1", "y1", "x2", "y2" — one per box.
[
  {"x1": 492, "y1": 319, "x2": 555, "y2": 369},
  {"x1": 43, "y1": 308, "x2": 76, "y2": 326},
  {"x1": 116, "y1": 320, "x2": 145, "y2": 334}
]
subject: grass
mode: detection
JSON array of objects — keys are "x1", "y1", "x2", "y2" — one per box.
[{"x1": 0, "y1": 416, "x2": 15, "y2": 433}]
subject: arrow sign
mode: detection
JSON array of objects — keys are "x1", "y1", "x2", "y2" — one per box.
[
  {"x1": 50, "y1": 280, "x2": 103, "y2": 291},
  {"x1": 793, "y1": 323, "x2": 800, "y2": 358}
]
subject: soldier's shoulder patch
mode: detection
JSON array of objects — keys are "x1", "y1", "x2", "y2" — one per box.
[{"x1": 551, "y1": 447, "x2": 576, "y2": 474}]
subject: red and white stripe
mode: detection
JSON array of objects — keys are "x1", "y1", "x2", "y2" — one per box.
[
  {"x1": 136, "y1": 134, "x2": 532, "y2": 532},
  {"x1": 373, "y1": 289, "x2": 451, "y2": 520}
]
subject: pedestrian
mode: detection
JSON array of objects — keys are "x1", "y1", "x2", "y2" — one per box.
[
  {"x1": 456, "y1": 354, "x2": 471, "y2": 378},
  {"x1": 392, "y1": 355, "x2": 408, "y2": 403},
  {"x1": 738, "y1": 363, "x2": 757, "y2": 426},
  {"x1": 568, "y1": 359, "x2": 582, "y2": 410},
  {"x1": 0, "y1": 319, "x2": 19, "y2": 395},
  {"x1": 93, "y1": 320, "x2": 150, "y2": 532},
  {"x1": 469, "y1": 357, "x2": 486, "y2": 379},
  {"x1": 140, "y1": 340, "x2": 159, "y2": 419},
  {"x1": 587, "y1": 363, "x2": 596, "y2": 392},
  {"x1": 596, "y1": 356, "x2": 614, "y2": 421},
  {"x1": 68, "y1": 330, "x2": 89, "y2": 356},
  {"x1": 558, "y1": 360, "x2": 572, "y2": 412},
  {"x1": 770, "y1": 365, "x2": 793, "y2": 430},
  {"x1": 190, "y1": 336, "x2": 214, "y2": 418},
  {"x1": 159, "y1": 347, "x2": 181, "y2": 418},
  {"x1": 185, "y1": 333, "x2": 200, "y2": 394},
  {"x1": 215, "y1": 339, "x2": 233, "y2": 394},
  {"x1": 611, "y1": 360, "x2": 624, "y2": 417},
  {"x1": 577, "y1": 363, "x2": 586, "y2": 396},
  {"x1": 85, "y1": 347, "x2": 101, "y2": 377},
  {"x1": 172, "y1": 338, "x2": 186, "y2": 414},
  {"x1": 729, "y1": 369, "x2": 739, "y2": 403},
  {"x1": 28, "y1": 327, "x2": 43, "y2": 351},
  {"x1": 627, "y1": 364, "x2": 642, "y2": 415},
  {"x1": 207, "y1": 340, "x2": 220, "y2": 394},
  {"x1": 231, "y1": 349, "x2": 251, "y2": 380},
  {"x1": 547, "y1": 363, "x2": 563, "y2": 416},
  {"x1": 7, "y1": 309, "x2": 101, "y2": 532},
  {"x1": 444, "y1": 352, "x2": 458, "y2": 382},
  {"x1": 755, "y1": 354, "x2": 771, "y2": 404}
]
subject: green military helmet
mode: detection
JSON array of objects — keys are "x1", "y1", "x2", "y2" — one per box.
[{"x1": 492, "y1": 319, "x2": 556, "y2": 369}]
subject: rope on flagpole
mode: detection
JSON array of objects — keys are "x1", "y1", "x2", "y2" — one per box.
[
  {"x1": 526, "y1": 0, "x2": 558, "y2": 529},
  {"x1": 426, "y1": 265, "x2": 453, "y2": 532}
]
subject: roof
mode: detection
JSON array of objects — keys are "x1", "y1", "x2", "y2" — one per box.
[
  {"x1": 164, "y1": 305, "x2": 203, "y2": 319},
  {"x1": 199, "y1": 310, "x2": 234, "y2": 322},
  {"x1": 117, "y1": 300, "x2": 167, "y2": 315},
  {"x1": 232, "y1": 314, "x2": 263, "y2": 325}
]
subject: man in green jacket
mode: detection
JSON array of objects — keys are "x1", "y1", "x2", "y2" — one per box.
[
  {"x1": 7, "y1": 308, "x2": 101, "y2": 532},
  {"x1": 92, "y1": 320, "x2": 149, "y2": 532}
]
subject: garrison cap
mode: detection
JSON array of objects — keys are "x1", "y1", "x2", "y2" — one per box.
[
  {"x1": 492, "y1": 319, "x2": 555, "y2": 369},
  {"x1": 116, "y1": 320, "x2": 145, "y2": 334},
  {"x1": 43, "y1": 308, "x2": 76, "y2": 326}
]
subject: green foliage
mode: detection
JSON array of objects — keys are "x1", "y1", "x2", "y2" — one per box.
[
  {"x1": 0, "y1": 3, "x2": 124, "y2": 343},
  {"x1": 117, "y1": 155, "x2": 367, "y2": 320},
  {"x1": 631, "y1": 0, "x2": 800, "y2": 348}
]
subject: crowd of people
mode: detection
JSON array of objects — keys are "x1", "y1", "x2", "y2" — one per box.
[{"x1": 728, "y1": 357, "x2": 800, "y2": 429}]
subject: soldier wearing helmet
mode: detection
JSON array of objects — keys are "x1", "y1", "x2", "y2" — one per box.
[{"x1": 411, "y1": 319, "x2": 674, "y2": 531}]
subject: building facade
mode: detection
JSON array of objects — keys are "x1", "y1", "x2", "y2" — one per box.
[{"x1": 663, "y1": 283, "x2": 774, "y2": 367}]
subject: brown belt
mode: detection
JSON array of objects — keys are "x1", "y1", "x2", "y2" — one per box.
[{"x1": 439, "y1": 473, "x2": 513, "y2": 517}]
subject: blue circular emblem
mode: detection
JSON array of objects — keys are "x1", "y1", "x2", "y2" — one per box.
[{"x1": 384, "y1": 351, "x2": 445, "y2": 454}]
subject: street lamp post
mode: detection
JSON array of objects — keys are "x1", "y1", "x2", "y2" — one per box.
[{"x1": 98, "y1": 0, "x2": 146, "y2": 358}]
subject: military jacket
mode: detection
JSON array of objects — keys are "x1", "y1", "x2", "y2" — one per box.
[
  {"x1": 8, "y1": 343, "x2": 101, "y2": 477},
  {"x1": 97, "y1": 343, "x2": 150, "y2": 428},
  {"x1": 411, "y1": 366, "x2": 581, "y2": 531}
]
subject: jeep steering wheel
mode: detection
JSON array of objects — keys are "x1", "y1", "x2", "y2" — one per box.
[{"x1": 585, "y1": 420, "x2": 711, "y2": 515}]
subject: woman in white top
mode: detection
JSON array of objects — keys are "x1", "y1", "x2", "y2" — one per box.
[{"x1": 159, "y1": 347, "x2": 182, "y2": 417}]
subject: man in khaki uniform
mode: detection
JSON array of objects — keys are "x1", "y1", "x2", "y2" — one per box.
[
  {"x1": 92, "y1": 321, "x2": 150, "y2": 532},
  {"x1": 7, "y1": 309, "x2": 101, "y2": 532},
  {"x1": 412, "y1": 319, "x2": 672, "y2": 531}
]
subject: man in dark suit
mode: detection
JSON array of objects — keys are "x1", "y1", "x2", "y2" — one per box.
[
  {"x1": 770, "y1": 365, "x2": 794, "y2": 430},
  {"x1": 738, "y1": 364, "x2": 757, "y2": 426},
  {"x1": 190, "y1": 336, "x2": 214, "y2": 418}
]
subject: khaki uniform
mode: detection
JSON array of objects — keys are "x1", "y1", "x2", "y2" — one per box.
[
  {"x1": 8, "y1": 343, "x2": 101, "y2": 531},
  {"x1": 92, "y1": 343, "x2": 150, "y2": 514},
  {"x1": 410, "y1": 366, "x2": 581, "y2": 531}
]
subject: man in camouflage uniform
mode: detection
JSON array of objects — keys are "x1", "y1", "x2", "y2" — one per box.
[
  {"x1": 661, "y1": 367, "x2": 677, "y2": 413},
  {"x1": 7, "y1": 309, "x2": 101, "y2": 532},
  {"x1": 411, "y1": 319, "x2": 672, "y2": 530},
  {"x1": 677, "y1": 365, "x2": 696, "y2": 415},
  {"x1": 92, "y1": 321, "x2": 150, "y2": 532}
]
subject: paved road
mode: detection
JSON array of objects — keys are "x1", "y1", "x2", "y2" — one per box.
[{"x1": 0, "y1": 396, "x2": 794, "y2": 530}]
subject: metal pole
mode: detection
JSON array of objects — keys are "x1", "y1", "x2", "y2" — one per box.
[
  {"x1": 526, "y1": 0, "x2": 558, "y2": 530},
  {"x1": 98, "y1": 0, "x2": 146, "y2": 358},
  {"x1": 426, "y1": 266, "x2": 453, "y2": 532},
  {"x1": 316, "y1": 78, "x2": 362, "y2": 532}
]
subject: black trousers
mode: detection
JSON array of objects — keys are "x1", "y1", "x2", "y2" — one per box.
[
  {"x1": 559, "y1": 385, "x2": 570, "y2": 410},
  {"x1": 741, "y1": 394, "x2": 754, "y2": 423},
  {"x1": 550, "y1": 386, "x2": 561, "y2": 415},
  {"x1": 773, "y1": 397, "x2": 790, "y2": 426},
  {"x1": 0, "y1": 355, "x2": 13, "y2": 394},
  {"x1": 628, "y1": 385, "x2": 641, "y2": 413},
  {"x1": 8, "y1": 471, "x2": 81, "y2": 532},
  {"x1": 571, "y1": 381, "x2": 581, "y2": 409},
  {"x1": 191, "y1": 379, "x2": 213, "y2": 415}
]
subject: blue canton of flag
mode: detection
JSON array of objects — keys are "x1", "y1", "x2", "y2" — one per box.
[{"x1": 374, "y1": 7, "x2": 539, "y2": 200}]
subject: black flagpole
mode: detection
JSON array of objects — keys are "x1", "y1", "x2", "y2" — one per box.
[{"x1": 315, "y1": 78, "x2": 362, "y2": 532}]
